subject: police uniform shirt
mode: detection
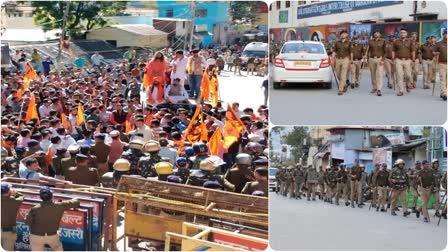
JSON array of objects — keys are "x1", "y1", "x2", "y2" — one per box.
[
  {"x1": 334, "y1": 40, "x2": 351, "y2": 58},
  {"x1": 435, "y1": 38, "x2": 447, "y2": 62},
  {"x1": 418, "y1": 169, "x2": 435, "y2": 188},
  {"x1": 376, "y1": 170, "x2": 389, "y2": 187},
  {"x1": 1, "y1": 194, "x2": 23, "y2": 229},
  {"x1": 65, "y1": 166, "x2": 100, "y2": 186},
  {"x1": 241, "y1": 180, "x2": 268, "y2": 196},
  {"x1": 393, "y1": 39, "x2": 414, "y2": 59},
  {"x1": 351, "y1": 43, "x2": 364, "y2": 60},
  {"x1": 420, "y1": 43, "x2": 434, "y2": 60},
  {"x1": 367, "y1": 39, "x2": 386, "y2": 58}
]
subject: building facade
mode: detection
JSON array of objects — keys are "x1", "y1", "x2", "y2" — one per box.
[{"x1": 156, "y1": 1, "x2": 230, "y2": 47}]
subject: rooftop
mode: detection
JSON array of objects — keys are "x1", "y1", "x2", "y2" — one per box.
[{"x1": 109, "y1": 24, "x2": 168, "y2": 36}]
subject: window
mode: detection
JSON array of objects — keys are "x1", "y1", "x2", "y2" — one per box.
[
  {"x1": 276, "y1": 1, "x2": 281, "y2": 9},
  {"x1": 195, "y1": 9, "x2": 207, "y2": 18},
  {"x1": 286, "y1": 1, "x2": 290, "y2": 8},
  {"x1": 182, "y1": 21, "x2": 186, "y2": 28},
  {"x1": 269, "y1": 4, "x2": 272, "y2": 10},
  {"x1": 297, "y1": 1, "x2": 306, "y2": 5},
  {"x1": 166, "y1": 9, "x2": 173, "y2": 17}
]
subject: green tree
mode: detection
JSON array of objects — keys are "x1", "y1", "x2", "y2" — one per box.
[
  {"x1": 230, "y1": 1, "x2": 261, "y2": 25},
  {"x1": 285, "y1": 127, "x2": 309, "y2": 163},
  {"x1": 30, "y1": 1, "x2": 127, "y2": 36}
]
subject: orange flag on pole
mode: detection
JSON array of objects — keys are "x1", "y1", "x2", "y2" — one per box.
[
  {"x1": 142, "y1": 73, "x2": 150, "y2": 89},
  {"x1": 25, "y1": 63, "x2": 38, "y2": 80},
  {"x1": 16, "y1": 88, "x2": 23, "y2": 100},
  {"x1": 226, "y1": 104, "x2": 246, "y2": 133},
  {"x1": 209, "y1": 127, "x2": 223, "y2": 155},
  {"x1": 25, "y1": 95, "x2": 39, "y2": 122},
  {"x1": 45, "y1": 148, "x2": 53, "y2": 165},
  {"x1": 61, "y1": 113, "x2": 71, "y2": 130},
  {"x1": 76, "y1": 103, "x2": 85, "y2": 126},
  {"x1": 23, "y1": 78, "x2": 30, "y2": 91},
  {"x1": 201, "y1": 71, "x2": 210, "y2": 101},
  {"x1": 125, "y1": 119, "x2": 133, "y2": 133},
  {"x1": 184, "y1": 105, "x2": 208, "y2": 143},
  {"x1": 211, "y1": 77, "x2": 219, "y2": 108},
  {"x1": 223, "y1": 120, "x2": 240, "y2": 149}
]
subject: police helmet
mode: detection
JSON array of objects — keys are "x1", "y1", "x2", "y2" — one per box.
[
  {"x1": 39, "y1": 186, "x2": 53, "y2": 201},
  {"x1": 176, "y1": 157, "x2": 187, "y2": 167},
  {"x1": 395, "y1": 159, "x2": 405, "y2": 165},
  {"x1": 155, "y1": 162, "x2": 173, "y2": 175},
  {"x1": 113, "y1": 159, "x2": 131, "y2": 172},
  {"x1": 193, "y1": 142, "x2": 208, "y2": 154},
  {"x1": 143, "y1": 141, "x2": 161, "y2": 153},
  {"x1": 235, "y1": 153, "x2": 252, "y2": 166},
  {"x1": 129, "y1": 139, "x2": 145, "y2": 150},
  {"x1": 432, "y1": 159, "x2": 439, "y2": 164},
  {"x1": 200, "y1": 159, "x2": 215, "y2": 171},
  {"x1": 244, "y1": 142, "x2": 264, "y2": 156},
  {"x1": 185, "y1": 147, "x2": 194, "y2": 157}
]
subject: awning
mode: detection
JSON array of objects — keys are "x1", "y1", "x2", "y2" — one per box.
[
  {"x1": 391, "y1": 139, "x2": 427, "y2": 152},
  {"x1": 313, "y1": 142, "x2": 330, "y2": 160}
]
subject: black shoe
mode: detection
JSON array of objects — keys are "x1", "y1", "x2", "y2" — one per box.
[
  {"x1": 442, "y1": 213, "x2": 447, "y2": 219},
  {"x1": 416, "y1": 210, "x2": 420, "y2": 218},
  {"x1": 403, "y1": 211, "x2": 411, "y2": 217},
  {"x1": 376, "y1": 207, "x2": 379, "y2": 211},
  {"x1": 381, "y1": 208, "x2": 386, "y2": 212},
  {"x1": 394, "y1": 207, "x2": 400, "y2": 212},
  {"x1": 312, "y1": 198, "x2": 316, "y2": 201},
  {"x1": 435, "y1": 211, "x2": 441, "y2": 217},
  {"x1": 358, "y1": 204, "x2": 363, "y2": 208},
  {"x1": 307, "y1": 198, "x2": 310, "y2": 201},
  {"x1": 391, "y1": 211, "x2": 397, "y2": 216},
  {"x1": 360, "y1": 203, "x2": 365, "y2": 206},
  {"x1": 442, "y1": 96, "x2": 447, "y2": 101},
  {"x1": 345, "y1": 202, "x2": 350, "y2": 206},
  {"x1": 351, "y1": 204, "x2": 355, "y2": 208},
  {"x1": 424, "y1": 217, "x2": 429, "y2": 223},
  {"x1": 351, "y1": 83, "x2": 355, "y2": 89},
  {"x1": 412, "y1": 207, "x2": 417, "y2": 213},
  {"x1": 372, "y1": 204, "x2": 376, "y2": 208},
  {"x1": 336, "y1": 202, "x2": 339, "y2": 205},
  {"x1": 377, "y1": 90, "x2": 382, "y2": 96}
]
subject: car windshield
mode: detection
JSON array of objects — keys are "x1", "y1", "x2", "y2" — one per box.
[
  {"x1": 281, "y1": 43, "x2": 325, "y2": 54},
  {"x1": 242, "y1": 50, "x2": 266, "y2": 58},
  {"x1": 269, "y1": 168, "x2": 278, "y2": 176}
]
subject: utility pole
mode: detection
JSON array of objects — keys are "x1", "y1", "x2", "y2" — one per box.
[
  {"x1": 188, "y1": 1, "x2": 196, "y2": 51},
  {"x1": 57, "y1": 2, "x2": 70, "y2": 62}
]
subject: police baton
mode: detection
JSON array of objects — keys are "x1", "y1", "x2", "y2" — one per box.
[
  {"x1": 433, "y1": 56, "x2": 439, "y2": 96},
  {"x1": 331, "y1": 63, "x2": 340, "y2": 90}
]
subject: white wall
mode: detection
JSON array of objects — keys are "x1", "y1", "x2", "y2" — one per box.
[{"x1": 270, "y1": 1, "x2": 447, "y2": 29}]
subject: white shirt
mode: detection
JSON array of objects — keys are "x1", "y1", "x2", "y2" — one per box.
[
  {"x1": 134, "y1": 124, "x2": 154, "y2": 142},
  {"x1": 159, "y1": 146, "x2": 178, "y2": 165},
  {"x1": 170, "y1": 57, "x2": 188, "y2": 79},
  {"x1": 164, "y1": 84, "x2": 189, "y2": 104},
  {"x1": 60, "y1": 135, "x2": 77, "y2": 150},
  {"x1": 40, "y1": 139, "x2": 51, "y2": 153},
  {"x1": 39, "y1": 105, "x2": 51, "y2": 118}
]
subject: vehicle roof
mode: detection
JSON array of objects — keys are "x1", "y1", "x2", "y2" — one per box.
[
  {"x1": 243, "y1": 42, "x2": 268, "y2": 50},
  {"x1": 283, "y1": 40, "x2": 324, "y2": 45}
]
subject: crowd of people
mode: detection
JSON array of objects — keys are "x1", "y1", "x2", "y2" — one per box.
[
  {"x1": 1, "y1": 45, "x2": 269, "y2": 198},
  {"x1": 275, "y1": 159, "x2": 447, "y2": 223}
]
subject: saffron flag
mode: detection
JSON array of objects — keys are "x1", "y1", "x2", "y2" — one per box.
[
  {"x1": 25, "y1": 95, "x2": 39, "y2": 122},
  {"x1": 226, "y1": 104, "x2": 246, "y2": 133},
  {"x1": 61, "y1": 113, "x2": 71, "y2": 130},
  {"x1": 25, "y1": 63, "x2": 38, "y2": 80},
  {"x1": 201, "y1": 71, "x2": 210, "y2": 101},
  {"x1": 76, "y1": 103, "x2": 85, "y2": 126},
  {"x1": 45, "y1": 148, "x2": 53, "y2": 165},
  {"x1": 184, "y1": 105, "x2": 208, "y2": 143},
  {"x1": 125, "y1": 119, "x2": 133, "y2": 133},
  {"x1": 142, "y1": 73, "x2": 150, "y2": 89},
  {"x1": 223, "y1": 120, "x2": 240, "y2": 149},
  {"x1": 209, "y1": 128, "x2": 223, "y2": 155}
]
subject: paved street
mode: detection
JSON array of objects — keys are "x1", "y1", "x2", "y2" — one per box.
[
  {"x1": 269, "y1": 192, "x2": 447, "y2": 251},
  {"x1": 269, "y1": 69, "x2": 447, "y2": 125}
]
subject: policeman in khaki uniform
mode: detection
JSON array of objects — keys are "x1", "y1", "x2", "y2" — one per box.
[
  {"x1": 434, "y1": 30, "x2": 447, "y2": 101},
  {"x1": 325, "y1": 166, "x2": 338, "y2": 204},
  {"x1": 349, "y1": 163, "x2": 362, "y2": 208},
  {"x1": 241, "y1": 162, "x2": 268, "y2": 197},
  {"x1": 389, "y1": 159, "x2": 411, "y2": 217},
  {"x1": 61, "y1": 144, "x2": 80, "y2": 177},
  {"x1": 375, "y1": 163, "x2": 389, "y2": 212},
  {"x1": 292, "y1": 164, "x2": 306, "y2": 199},
  {"x1": 407, "y1": 160, "x2": 422, "y2": 213},
  {"x1": 368, "y1": 164, "x2": 380, "y2": 208},
  {"x1": 224, "y1": 153, "x2": 255, "y2": 194},
  {"x1": 25, "y1": 187, "x2": 80, "y2": 251},
  {"x1": 305, "y1": 165, "x2": 318, "y2": 201},
  {"x1": 65, "y1": 154, "x2": 100, "y2": 186},
  {"x1": 419, "y1": 37, "x2": 435, "y2": 89},
  {"x1": 1, "y1": 183, "x2": 23, "y2": 251},
  {"x1": 432, "y1": 159, "x2": 442, "y2": 217},
  {"x1": 416, "y1": 160, "x2": 434, "y2": 222},
  {"x1": 101, "y1": 158, "x2": 131, "y2": 188},
  {"x1": 410, "y1": 32, "x2": 420, "y2": 88},
  {"x1": 154, "y1": 161, "x2": 174, "y2": 181},
  {"x1": 392, "y1": 29, "x2": 416, "y2": 96},
  {"x1": 350, "y1": 36, "x2": 364, "y2": 88},
  {"x1": 332, "y1": 30, "x2": 352, "y2": 95},
  {"x1": 365, "y1": 30, "x2": 386, "y2": 96},
  {"x1": 336, "y1": 163, "x2": 348, "y2": 206},
  {"x1": 385, "y1": 34, "x2": 396, "y2": 88}
]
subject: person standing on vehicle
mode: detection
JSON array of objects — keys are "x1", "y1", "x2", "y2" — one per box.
[{"x1": 332, "y1": 30, "x2": 351, "y2": 95}]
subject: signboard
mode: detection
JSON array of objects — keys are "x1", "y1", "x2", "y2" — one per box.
[
  {"x1": 15, "y1": 202, "x2": 90, "y2": 251},
  {"x1": 18, "y1": 191, "x2": 104, "y2": 251},
  {"x1": 279, "y1": 10, "x2": 288, "y2": 24},
  {"x1": 297, "y1": 1, "x2": 403, "y2": 19},
  {"x1": 383, "y1": 133, "x2": 405, "y2": 145},
  {"x1": 408, "y1": 126, "x2": 424, "y2": 136},
  {"x1": 372, "y1": 148, "x2": 392, "y2": 169},
  {"x1": 372, "y1": 22, "x2": 420, "y2": 41},
  {"x1": 310, "y1": 26, "x2": 326, "y2": 42},
  {"x1": 326, "y1": 24, "x2": 349, "y2": 43},
  {"x1": 350, "y1": 24, "x2": 371, "y2": 46}
]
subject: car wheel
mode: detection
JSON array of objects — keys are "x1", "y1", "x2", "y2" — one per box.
[
  {"x1": 273, "y1": 82, "x2": 281, "y2": 89},
  {"x1": 323, "y1": 82, "x2": 332, "y2": 89}
]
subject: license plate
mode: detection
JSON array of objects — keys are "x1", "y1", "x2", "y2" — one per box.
[{"x1": 294, "y1": 61, "x2": 311, "y2": 66}]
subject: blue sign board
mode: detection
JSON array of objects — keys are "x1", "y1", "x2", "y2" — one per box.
[{"x1": 297, "y1": 1, "x2": 403, "y2": 19}]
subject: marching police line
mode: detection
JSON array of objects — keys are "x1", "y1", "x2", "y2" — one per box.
[
  {"x1": 275, "y1": 159, "x2": 447, "y2": 223},
  {"x1": 332, "y1": 29, "x2": 447, "y2": 99}
]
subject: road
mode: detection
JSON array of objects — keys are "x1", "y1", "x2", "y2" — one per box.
[
  {"x1": 269, "y1": 192, "x2": 447, "y2": 251},
  {"x1": 269, "y1": 69, "x2": 447, "y2": 125}
]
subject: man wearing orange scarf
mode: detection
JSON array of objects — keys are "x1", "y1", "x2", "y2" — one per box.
[{"x1": 145, "y1": 52, "x2": 167, "y2": 105}]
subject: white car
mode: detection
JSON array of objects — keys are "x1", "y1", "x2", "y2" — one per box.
[{"x1": 272, "y1": 41, "x2": 332, "y2": 89}]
